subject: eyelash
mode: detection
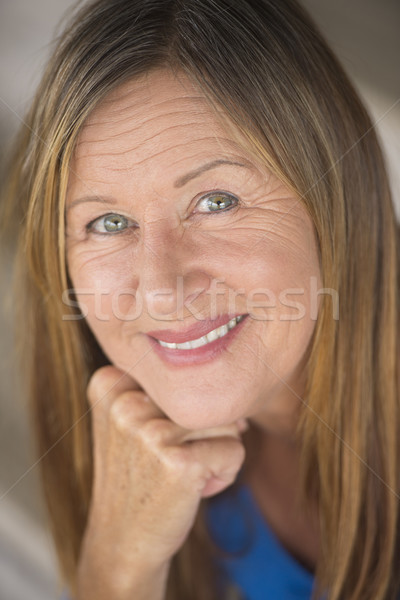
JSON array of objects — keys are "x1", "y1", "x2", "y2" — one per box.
[{"x1": 85, "y1": 190, "x2": 240, "y2": 235}]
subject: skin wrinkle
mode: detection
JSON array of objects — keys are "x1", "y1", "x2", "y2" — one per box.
[
  {"x1": 174, "y1": 160, "x2": 250, "y2": 189},
  {"x1": 75, "y1": 138, "x2": 253, "y2": 171},
  {"x1": 67, "y1": 161, "x2": 261, "y2": 233},
  {"x1": 77, "y1": 120, "x2": 211, "y2": 150},
  {"x1": 68, "y1": 161, "x2": 273, "y2": 239},
  {"x1": 66, "y1": 69, "x2": 321, "y2": 433},
  {"x1": 189, "y1": 201, "x2": 312, "y2": 268},
  {"x1": 84, "y1": 103, "x2": 210, "y2": 126},
  {"x1": 166, "y1": 148, "x2": 260, "y2": 174},
  {"x1": 79, "y1": 86, "x2": 219, "y2": 140}
]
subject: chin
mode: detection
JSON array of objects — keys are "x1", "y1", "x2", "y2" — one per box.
[{"x1": 152, "y1": 388, "x2": 247, "y2": 431}]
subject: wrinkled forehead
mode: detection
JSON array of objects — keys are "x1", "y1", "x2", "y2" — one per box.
[{"x1": 72, "y1": 68, "x2": 243, "y2": 163}]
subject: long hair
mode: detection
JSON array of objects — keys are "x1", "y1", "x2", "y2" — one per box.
[{"x1": 3, "y1": 0, "x2": 399, "y2": 598}]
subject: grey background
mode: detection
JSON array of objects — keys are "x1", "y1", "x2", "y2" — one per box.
[{"x1": 0, "y1": 1, "x2": 399, "y2": 598}]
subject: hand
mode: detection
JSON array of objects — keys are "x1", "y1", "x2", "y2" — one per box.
[{"x1": 76, "y1": 365, "x2": 246, "y2": 599}]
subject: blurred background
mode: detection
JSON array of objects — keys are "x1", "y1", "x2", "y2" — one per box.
[{"x1": 0, "y1": 1, "x2": 399, "y2": 598}]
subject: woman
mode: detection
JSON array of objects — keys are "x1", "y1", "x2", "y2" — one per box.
[{"x1": 3, "y1": 0, "x2": 400, "y2": 598}]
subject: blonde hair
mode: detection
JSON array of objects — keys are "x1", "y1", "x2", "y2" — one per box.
[{"x1": 3, "y1": 0, "x2": 399, "y2": 598}]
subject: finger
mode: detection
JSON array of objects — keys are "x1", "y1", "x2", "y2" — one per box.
[
  {"x1": 184, "y1": 436, "x2": 246, "y2": 497},
  {"x1": 87, "y1": 365, "x2": 142, "y2": 410},
  {"x1": 180, "y1": 422, "x2": 243, "y2": 443},
  {"x1": 118, "y1": 412, "x2": 249, "y2": 450},
  {"x1": 130, "y1": 417, "x2": 248, "y2": 449},
  {"x1": 108, "y1": 392, "x2": 167, "y2": 436}
]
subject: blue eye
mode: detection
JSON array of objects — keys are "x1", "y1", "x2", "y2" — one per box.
[
  {"x1": 196, "y1": 192, "x2": 239, "y2": 213},
  {"x1": 87, "y1": 213, "x2": 133, "y2": 234}
]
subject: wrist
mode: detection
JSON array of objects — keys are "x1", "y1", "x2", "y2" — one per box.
[{"x1": 77, "y1": 547, "x2": 171, "y2": 600}]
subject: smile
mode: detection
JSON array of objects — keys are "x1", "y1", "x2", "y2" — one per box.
[{"x1": 156, "y1": 315, "x2": 246, "y2": 350}]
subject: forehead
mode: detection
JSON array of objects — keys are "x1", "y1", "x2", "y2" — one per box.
[{"x1": 72, "y1": 68, "x2": 246, "y2": 171}]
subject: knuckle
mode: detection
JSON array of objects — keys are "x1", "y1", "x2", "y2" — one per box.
[
  {"x1": 109, "y1": 395, "x2": 137, "y2": 434},
  {"x1": 108, "y1": 391, "x2": 156, "y2": 436},
  {"x1": 118, "y1": 389, "x2": 144, "y2": 410},
  {"x1": 164, "y1": 445, "x2": 191, "y2": 474},
  {"x1": 87, "y1": 366, "x2": 141, "y2": 408},
  {"x1": 140, "y1": 418, "x2": 170, "y2": 445},
  {"x1": 185, "y1": 454, "x2": 206, "y2": 480},
  {"x1": 87, "y1": 365, "x2": 121, "y2": 405}
]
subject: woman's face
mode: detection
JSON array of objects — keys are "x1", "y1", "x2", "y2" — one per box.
[{"x1": 66, "y1": 69, "x2": 321, "y2": 432}]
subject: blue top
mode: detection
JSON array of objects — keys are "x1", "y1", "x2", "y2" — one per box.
[
  {"x1": 61, "y1": 482, "x2": 399, "y2": 600},
  {"x1": 205, "y1": 483, "x2": 316, "y2": 600}
]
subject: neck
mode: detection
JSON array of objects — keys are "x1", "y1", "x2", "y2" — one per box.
[
  {"x1": 241, "y1": 424, "x2": 320, "y2": 574},
  {"x1": 242, "y1": 423, "x2": 301, "y2": 493}
]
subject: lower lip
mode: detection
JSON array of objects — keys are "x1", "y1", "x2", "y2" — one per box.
[{"x1": 147, "y1": 315, "x2": 249, "y2": 367}]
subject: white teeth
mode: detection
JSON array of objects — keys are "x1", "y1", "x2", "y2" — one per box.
[
  {"x1": 219, "y1": 324, "x2": 229, "y2": 337},
  {"x1": 161, "y1": 341, "x2": 178, "y2": 349},
  {"x1": 206, "y1": 328, "x2": 218, "y2": 343},
  {"x1": 191, "y1": 336, "x2": 208, "y2": 349},
  {"x1": 177, "y1": 341, "x2": 192, "y2": 350},
  {"x1": 157, "y1": 315, "x2": 245, "y2": 350}
]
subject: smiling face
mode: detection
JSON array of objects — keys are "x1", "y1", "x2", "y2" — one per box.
[{"x1": 66, "y1": 68, "x2": 321, "y2": 432}]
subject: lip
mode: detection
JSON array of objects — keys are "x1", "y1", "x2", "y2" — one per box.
[
  {"x1": 146, "y1": 314, "x2": 249, "y2": 367},
  {"x1": 147, "y1": 313, "x2": 246, "y2": 344}
]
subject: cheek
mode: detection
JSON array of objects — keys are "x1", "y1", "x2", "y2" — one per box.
[
  {"x1": 66, "y1": 228, "x2": 319, "y2": 430},
  {"x1": 201, "y1": 217, "x2": 321, "y2": 373},
  {"x1": 67, "y1": 212, "x2": 321, "y2": 359},
  {"x1": 67, "y1": 249, "x2": 137, "y2": 345},
  {"x1": 191, "y1": 216, "x2": 321, "y2": 321}
]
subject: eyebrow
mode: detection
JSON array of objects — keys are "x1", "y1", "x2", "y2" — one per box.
[
  {"x1": 67, "y1": 195, "x2": 117, "y2": 211},
  {"x1": 67, "y1": 158, "x2": 253, "y2": 210},
  {"x1": 173, "y1": 159, "x2": 252, "y2": 188}
]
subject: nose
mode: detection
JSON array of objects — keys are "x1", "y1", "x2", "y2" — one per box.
[{"x1": 135, "y1": 229, "x2": 211, "y2": 321}]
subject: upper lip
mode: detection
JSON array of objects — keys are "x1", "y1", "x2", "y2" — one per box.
[{"x1": 146, "y1": 314, "x2": 245, "y2": 344}]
